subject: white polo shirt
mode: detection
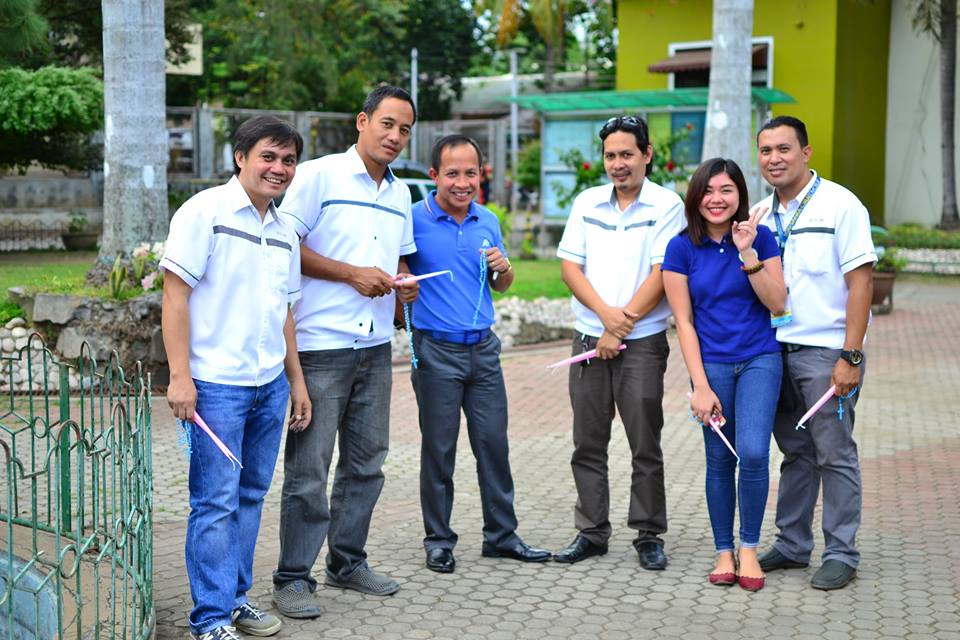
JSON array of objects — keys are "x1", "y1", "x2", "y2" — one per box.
[
  {"x1": 758, "y1": 170, "x2": 877, "y2": 349},
  {"x1": 557, "y1": 180, "x2": 685, "y2": 340},
  {"x1": 280, "y1": 145, "x2": 416, "y2": 351},
  {"x1": 160, "y1": 176, "x2": 301, "y2": 386}
]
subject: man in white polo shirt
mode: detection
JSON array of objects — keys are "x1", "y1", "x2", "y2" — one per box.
[
  {"x1": 753, "y1": 115, "x2": 876, "y2": 591},
  {"x1": 553, "y1": 115, "x2": 684, "y2": 570},
  {"x1": 161, "y1": 115, "x2": 311, "y2": 640},
  {"x1": 271, "y1": 86, "x2": 419, "y2": 616}
]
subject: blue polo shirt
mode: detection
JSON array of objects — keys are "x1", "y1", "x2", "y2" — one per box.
[
  {"x1": 406, "y1": 191, "x2": 506, "y2": 332},
  {"x1": 661, "y1": 225, "x2": 780, "y2": 363}
]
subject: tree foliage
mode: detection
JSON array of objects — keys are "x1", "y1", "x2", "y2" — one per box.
[
  {"x1": 0, "y1": 0, "x2": 47, "y2": 63},
  {"x1": 168, "y1": 0, "x2": 407, "y2": 112},
  {"x1": 0, "y1": 65, "x2": 103, "y2": 172}
]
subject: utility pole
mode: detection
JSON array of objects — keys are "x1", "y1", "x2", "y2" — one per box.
[
  {"x1": 410, "y1": 47, "x2": 419, "y2": 163},
  {"x1": 510, "y1": 49, "x2": 519, "y2": 213}
]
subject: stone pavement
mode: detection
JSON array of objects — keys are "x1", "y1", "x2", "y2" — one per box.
[{"x1": 151, "y1": 277, "x2": 960, "y2": 640}]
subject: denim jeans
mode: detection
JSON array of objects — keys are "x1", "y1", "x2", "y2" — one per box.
[
  {"x1": 274, "y1": 344, "x2": 392, "y2": 588},
  {"x1": 186, "y1": 373, "x2": 289, "y2": 635},
  {"x1": 701, "y1": 351, "x2": 781, "y2": 553}
]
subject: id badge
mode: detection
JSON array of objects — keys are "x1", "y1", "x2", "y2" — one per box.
[{"x1": 771, "y1": 286, "x2": 793, "y2": 328}]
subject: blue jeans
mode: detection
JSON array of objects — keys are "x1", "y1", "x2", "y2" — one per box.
[
  {"x1": 274, "y1": 344, "x2": 392, "y2": 588},
  {"x1": 701, "y1": 352, "x2": 781, "y2": 553},
  {"x1": 186, "y1": 374, "x2": 289, "y2": 635}
]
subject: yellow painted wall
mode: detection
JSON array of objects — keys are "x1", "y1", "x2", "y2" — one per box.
[
  {"x1": 832, "y1": 0, "x2": 891, "y2": 222},
  {"x1": 617, "y1": 0, "x2": 841, "y2": 180}
]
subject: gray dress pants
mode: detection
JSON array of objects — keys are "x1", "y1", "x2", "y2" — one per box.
[
  {"x1": 568, "y1": 331, "x2": 669, "y2": 545},
  {"x1": 772, "y1": 346, "x2": 863, "y2": 568}
]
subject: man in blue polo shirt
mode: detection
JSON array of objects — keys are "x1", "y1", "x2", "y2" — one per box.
[{"x1": 406, "y1": 134, "x2": 551, "y2": 573}]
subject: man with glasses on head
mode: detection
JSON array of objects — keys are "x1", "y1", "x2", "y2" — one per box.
[{"x1": 553, "y1": 115, "x2": 684, "y2": 569}]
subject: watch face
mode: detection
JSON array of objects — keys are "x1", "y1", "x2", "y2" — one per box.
[{"x1": 845, "y1": 350, "x2": 863, "y2": 365}]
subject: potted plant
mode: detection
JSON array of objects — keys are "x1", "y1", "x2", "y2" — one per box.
[
  {"x1": 872, "y1": 246, "x2": 906, "y2": 314},
  {"x1": 61, "y1": 211, "x2": 99, "y2": 251}
]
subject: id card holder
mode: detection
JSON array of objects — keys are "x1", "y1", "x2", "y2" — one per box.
[{"x1": 771, "y1": 286, "x2": 793, "y2": 328}]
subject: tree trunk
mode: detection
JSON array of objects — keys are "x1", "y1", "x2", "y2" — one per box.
[
  {"x1": 99, "y1": 0, "x2": 169, "y2": 259},
  {"x1": 939, "y1": 0, "x2": 960, "y2": 229},
  {"x1": 700, "y1": 0, "x2": 756, "y2": 201}
]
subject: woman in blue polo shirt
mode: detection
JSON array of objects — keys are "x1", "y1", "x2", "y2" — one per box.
[{"x1": 662, "y1": 158, "x2": 787, "y2": 592}]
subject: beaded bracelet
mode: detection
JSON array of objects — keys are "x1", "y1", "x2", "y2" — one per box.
[{"x1": 741, "y1": 261, "x2": 764, "y2": 275}]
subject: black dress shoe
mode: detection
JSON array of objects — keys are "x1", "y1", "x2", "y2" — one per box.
[
  {"x1": 553, "y1": 535, "x2": 608, "y2": 564},
  {"x1": 481, "y1": 539, "x2": 552, "y2": 562},
  {"x1": 634, "y1": 540, "x2": 668, "y2": 570},
  {"x1": 811, "y1": 560, "x2": 856, "y2": 590},
  {"x1": 425, "y1": 548, "x2": 455, "y2": 573},
  {"x1": 758, "y1": 547, "x2": 809, "y2": 572}
]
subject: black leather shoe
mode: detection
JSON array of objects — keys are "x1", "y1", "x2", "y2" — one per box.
[
  {"x1": 481, "y1": 539, "x2": 552, "y2": 562},
  {"x1": 552, "y1": 535, "x2": 608, "y2": 564},
  {"x1": 758, "y1": 547, "x2": 809, "y2": 572},
  {"x1": 634, "y1": 540, "x2": 668, "y2": 570},
  {"x1": 811, "y1": 560, "x2": 856, "y2": 590},
  {"x1": 425, "y1": 548, "x2": 455, "y2": 573}
]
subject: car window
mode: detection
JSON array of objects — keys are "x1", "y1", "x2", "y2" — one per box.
[{"x1": 408, "y1": 183, "x2": 424, "y2": 203}]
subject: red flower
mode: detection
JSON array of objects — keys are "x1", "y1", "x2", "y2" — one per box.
[
  {"x1": 685, "y1": 122, "x2": 694, "y2": 130},
  {"x1": 666, "y1": 160, "x2": 677, "y2": 171},
  {"x1": 582, "y1": 162, "x2": 591, "y2": 171}
]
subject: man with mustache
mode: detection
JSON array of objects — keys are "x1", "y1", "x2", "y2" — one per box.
[
  {"x1": 272, "y1": 86, "x2": 419, "y2": 618},
  {"x1": 553, "y1": 115, "x2": 684, "y2": 569}
]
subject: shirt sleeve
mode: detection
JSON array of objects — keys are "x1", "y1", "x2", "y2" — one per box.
[
  {"x1": 836, "y1": 196, "x2": 878, "y2": 274},
  {"x1": 399, "y1": 187, "x2": 417, "y2": 257},
  {"x1": 660, "y1": 234, "x2": 691, "y2": 275},
  {"x1": 159, "y1": 201, "x2": 212, "y2": 288},
  {"x1": 650, "y1": 195, "x2": 686, "y2": 265},
  {"x1": 556, "y1": 196, "x2": 587, "y2": 264},
  {"x1": 287, "y1": 235, "x2": 302, "y2": 304},
  {"x1": 278, "y1": 163, "x2": 325, "y2": 239},
  {"x1": 754, "y1": 225, "x2": 780, "y2": 261}
]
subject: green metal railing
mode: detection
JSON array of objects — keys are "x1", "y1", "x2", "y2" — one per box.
[{"x1": 1, "y1": 333, "x2": 153, "y2": 639}]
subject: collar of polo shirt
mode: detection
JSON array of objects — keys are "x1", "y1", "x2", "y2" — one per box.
[
  {"x1": 600, "y1": 179, "x2": 657, "y2": 212},
  {"x1": 425, "y1": 190, "x2": 480, "y2": 222},
  {"x1": 777, "y1": 170, "x2": 819, "y2": 213},
  {"x1": 225, "y1": 175, "x2": 280, "y2": 222},
  {"x1": 345, "y1": 144, "x2": 396, "y2": 184}
]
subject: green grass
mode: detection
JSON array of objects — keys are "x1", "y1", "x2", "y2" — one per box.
[
  {"x1": 493, "y1": 258, "x2": 568, "y2": 301},
  {"x1": 0, "y1": 251, "x2": 96, "y2": 321}
]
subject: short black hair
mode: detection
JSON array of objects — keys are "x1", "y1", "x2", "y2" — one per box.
[
  {"x1": 363, "y1": 85, "x2": 417, "y2": 124},
  {"x1": 599, "y1": 115, "x2": 653, "y2": 176},
  {"x1": 232, "y1": 115, "x2": 303, "y2": 175},
  {"x1": 683, "y1": 158, "x2": 750, "y2": 246},
  {"x1": 757, "y1": 115, "x2": 809, "y2": 147},
  {"x1": 430, "y1": 134, "x2": 483, "y2": 172}
]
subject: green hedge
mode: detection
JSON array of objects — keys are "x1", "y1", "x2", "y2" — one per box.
[{"x1": 878, "y1": 224, "x2": 960, "y2": 249}]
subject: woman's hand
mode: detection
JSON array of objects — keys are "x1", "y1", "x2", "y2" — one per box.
[
  {"x1": 732, "y1": 207, "x2": 766, "y2": 254},
  {"x1": 690, "y1": 386, "x2": 722, "y2": 425}
]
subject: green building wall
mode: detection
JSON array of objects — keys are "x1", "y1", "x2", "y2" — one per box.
[{"x1": 616, "y1": 0, "x2": 889, "y2": 218}]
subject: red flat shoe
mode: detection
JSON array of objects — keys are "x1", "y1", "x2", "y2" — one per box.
[
  {"x1": 708, "y1": 571, "x2": 737, "y2": 586},
  {"x1": 738, "y1": 574, "x2": 765, "y2": 591}
]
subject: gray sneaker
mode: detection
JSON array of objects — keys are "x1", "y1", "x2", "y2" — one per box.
[
  {"x1": 191, "y1": 626, "x2": 241, "y2": 640},
  {"x1": 272, "y1": 580, "x2": 322, "y2": 619},
  {"x1": 325, "y1": 565, "x2": 399, "y2": 596},
  {"x1": 231, "y1": 602, "x2": 282, "y2": 637}
]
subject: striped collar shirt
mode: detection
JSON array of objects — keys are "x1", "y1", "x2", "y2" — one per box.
[
  {"x1": 160, "y1": 175, "x2": 301, "y2": 386},
  {"x1": 759, "y1": 170, "x2": 877, "y2": 348},
  {"x1": 280, "y1": 145, "x2": 416, "y2": 350},
  {"x1": 557, "y1": 180, "x2": 685, "y2": 340}
]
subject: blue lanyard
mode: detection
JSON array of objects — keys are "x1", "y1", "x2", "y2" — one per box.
[{"x1": 772, "y1": 176, "x2": 821, "y2": 256}]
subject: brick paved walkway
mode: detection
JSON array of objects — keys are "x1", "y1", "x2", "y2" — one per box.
[{"x1": 151, "y1": 277, "x2": 960, "y2": 639}]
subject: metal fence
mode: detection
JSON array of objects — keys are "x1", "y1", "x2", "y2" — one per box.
[{"x1": 1, "y1": 335, "x2": 153, "y2": 639}]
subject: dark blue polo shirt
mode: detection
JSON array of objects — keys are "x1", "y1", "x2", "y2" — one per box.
[
  {"x1": 406, "y1": 191, "x2": 507, "y2": 332},
  {"x1": 661, "y1": 225, "x2": 780, "y2": 363}
]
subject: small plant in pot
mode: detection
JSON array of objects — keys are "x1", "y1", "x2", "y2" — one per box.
[
  {"x1": 61, "y1": 211, "x2": 100, "y2": 251},
  {"x1": 872, "y1": 247, "x2": 906, "y2": 314}
]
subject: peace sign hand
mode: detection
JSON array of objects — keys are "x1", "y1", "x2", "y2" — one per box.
[{"x1": 731, "y1": 206, "x2": 768, "y2": 254}]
